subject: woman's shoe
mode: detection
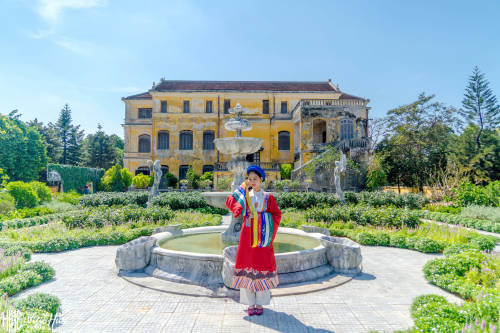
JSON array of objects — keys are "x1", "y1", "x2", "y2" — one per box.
[
  {"x1": 247, "y1": 307, "x2": 256, "y2": 316},
  {"x1": 255, "y1": 307, "x2": 263, "y2": 316}
]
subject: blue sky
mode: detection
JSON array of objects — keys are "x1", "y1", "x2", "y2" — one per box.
[{"x1": 1, "y1": 0, "x2": 499, "y2": 137}]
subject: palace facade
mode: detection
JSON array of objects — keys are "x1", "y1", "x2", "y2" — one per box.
[{"x1": 122, "y1": 79, "x2": 370, "y2": 188}]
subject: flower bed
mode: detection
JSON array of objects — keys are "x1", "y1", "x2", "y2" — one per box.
[
  {"x1": 400, "y1": 249, "x2": 500, "y2": 332},
  {"x1": 305, "y1": 205, "x2": 421, "y2": 228},
  {"x1": 0, "y1": 212, "x2": 222, "y2": 253},
  {"x1": 417, "y1": 210, "x2": 500, "y2": 233}
]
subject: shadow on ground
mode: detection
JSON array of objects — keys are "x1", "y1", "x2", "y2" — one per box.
[
  {"x1": 352, "y1": 272, "x2": 376, "y2": 281},
  {"x1": 244, "y1": 308, "x2": 334, "y2": 332}
]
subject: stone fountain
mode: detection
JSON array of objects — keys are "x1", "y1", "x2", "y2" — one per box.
[
  {"x1": 114, "y1": 103, "x2": 363, "y2": 296},
  {"x1": 201, "y1": 103, "x2": 263, "y2": 243}
]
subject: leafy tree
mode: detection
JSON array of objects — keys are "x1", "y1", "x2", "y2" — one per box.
[
  {"x1": 460, "y1": 66, "x2": 500, "y2": 148},
  {"x1": 378, "y1": 93, "x2": 458, "y2": 191},
  {"x1": 448, "y1": 125, "x2": 500, "y2": 184},
  {"x1": 83, "y1": 124, "x2": 120, "y2": 170},
  {"x1": 55, "y1": 104, "x2": 83, "y2": 165},
  {"x1": 27, "y1": 119, "x2": 61, "y2": 163},
  {"x1": 100, "y1": 165, "x2": 132, "y2": 192},
  {"x1": 365, "y1": 154, "x2": 387, "y2": 191},
  {"x1": 0, "y1": 111, "x2": 47, "y2": 181},
  {"x1": 280, "y1": 164, "x2": 292, "y2": 179},
  {"x1": 186, "y1": 166, "x2": 200, "y2": 189}
]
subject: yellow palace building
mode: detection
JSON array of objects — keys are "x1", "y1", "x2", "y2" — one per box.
[{"x1": 122, "y1": 79, "x2": 370, "y2": 187}]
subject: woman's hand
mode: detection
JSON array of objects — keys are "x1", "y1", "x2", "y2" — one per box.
[{"x1": 244, "y1": 179, "x2": 251, "y2": 188}]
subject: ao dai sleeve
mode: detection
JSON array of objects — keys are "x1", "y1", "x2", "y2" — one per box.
[
  {"x1": 266, "y1": 194, "x2": 281, "y2": 243},
  {"x1": 226, "y1": 194, "x2": 243, "y2": 218}
]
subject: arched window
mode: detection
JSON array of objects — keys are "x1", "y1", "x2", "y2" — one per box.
[
  {"x1": 157, "y1": 131, "x2": 169, "y2": 150},
  {"x1": 203, "y1": 131, "x2": 215, "y2": 150},
  {"x1": 179, "y1": 131, "x2": 193, "y2": 150},
  {"x1": 138, "y1": 134, "x2": 151, "y2": 153},
  {"x1": 278, "y1": 131, "x2": 290, "y2": 150},
  {"x1": 340, "y1": 119, "x2": 354, "y2": 140},
  {"x1": 313, "y1": 119, "x2": 327, "y2": 144}
]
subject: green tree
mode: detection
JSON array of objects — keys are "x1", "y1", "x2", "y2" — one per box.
[
  {"x1": 56, "y1": 104, "x2": 84, "y2": 165},
  {"x1": 83, "y1": 124, "x2": 119, "y2": 170},
  {"x1": 27, "y1": 119, "x2": 61, "y2": 163},
  {"x1": 460, "y1": 66, "x2": 500, "y2": 148},
  {"x1": 448, "y1": 125, "x2": 500, "y2": 183},
  {"x1": 378, "y1": 93, "x2": 458, "y2": 191},
  {"x1": 0, "y1": 111, "x2": 47, "y2": 181},
  {"x1": 101, "y1": 165, "x2": 132, "y2": 192},
  {"x1": 186, "y1": 166, "x2": 200, "y2": 189},
  {"x1": 365, "y1": 154, "x2": 387, "y2": 191}
]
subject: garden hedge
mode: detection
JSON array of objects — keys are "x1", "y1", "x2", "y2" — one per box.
[{"x1": 47, "y1": 163, "x2": 104, "y2": 193}]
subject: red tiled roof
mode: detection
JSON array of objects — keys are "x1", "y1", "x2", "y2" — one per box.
[
  {"x1": 123, "y1": 92, "x2": 152, "y2": 100},
  {"x1": 152, "y1": 80, "x2": 337, "y2": 92},
  {"x1": 339, "y1": 93, "x2": 366, "y2": 101}
]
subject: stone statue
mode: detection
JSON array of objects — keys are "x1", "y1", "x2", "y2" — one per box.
[
  {"x1": 147, "y1": 160, "x2": 162, "y2": 206},
  {"x1": 334, "y1": 153, "x2": 347, "y2": 203}
]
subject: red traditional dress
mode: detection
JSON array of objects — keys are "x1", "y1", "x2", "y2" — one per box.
[{"x1": 226, "y1": 183, "x2": 282, "y2": 292}]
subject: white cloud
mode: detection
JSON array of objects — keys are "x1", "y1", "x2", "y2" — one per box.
[
  {"x1": 54, "y1": 37, "x2": 95, "y2": 55},
  {"x1": 37, "y1": 0, "x2": 106, "y2": 23}
]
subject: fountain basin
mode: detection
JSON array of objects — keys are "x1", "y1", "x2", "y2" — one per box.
[
  {"x1": 214, "y1": 137, "x2": 263, "y2": 155},
  {"x1": 122, "y1": 226, "x2": 363, "y2": 288}
]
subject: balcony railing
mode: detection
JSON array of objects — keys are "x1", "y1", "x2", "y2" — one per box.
[
  {"x1": 215, "y1": 162, "x2": 280, "y2": 172},
  {"x1": 289, "y1": 98, "x2": 366, "y2": 117},
  {"x1": 312, "y1": 137, "x2": 369, "y2": 152}
]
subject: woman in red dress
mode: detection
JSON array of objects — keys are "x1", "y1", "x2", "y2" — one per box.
[{"x1": 226, "y1": 165, "x2": 282, "y2": 316}]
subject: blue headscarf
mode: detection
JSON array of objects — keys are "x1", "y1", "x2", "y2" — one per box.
[{"x1": 246, "y1": 165, "x2": 266, "y2": 181}]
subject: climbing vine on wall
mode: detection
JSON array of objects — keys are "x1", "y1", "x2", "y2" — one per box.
[{"x1": 47, "y1": 163, "x2": 104, "y2": 193}]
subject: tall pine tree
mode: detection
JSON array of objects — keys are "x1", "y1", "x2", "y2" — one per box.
[
  {"x1": 460, "y1": 66, "x2": 500, "y2": 148},
  {"x1": 55, "y1": 104, "x2": 83, "y2": 165}
]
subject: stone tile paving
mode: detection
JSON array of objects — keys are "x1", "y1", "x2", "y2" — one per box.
[{"x1": 13, "y1": 245, "x2": 463, "y2": 333}]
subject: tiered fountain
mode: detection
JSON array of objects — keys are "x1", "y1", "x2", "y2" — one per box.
[
  {"x1": 115, "y1": 103, "x2": 362, "y2": 296},
  {"x1": 201, "y1": 103, "x2": 263, "y2": 243}
]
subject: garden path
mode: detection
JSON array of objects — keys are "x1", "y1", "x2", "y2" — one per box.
[{"x1": 15, "y1": 244, "x2": 463, "y2": 333}]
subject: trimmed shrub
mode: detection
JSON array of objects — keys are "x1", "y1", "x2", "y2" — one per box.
[
  {"x1": 132, "y1": 174, "x2": 152, "y2": 189},
  {"x1": 389, "y1": 233, "x2": 407, "y2": 248},
  {"x1": 163, "y1": 172, "x2": 178, "y2": 188},
  {"x1": 15, "y1": 293, "x2": 61, "y2": 316},
  {"x1": 414, "y1": 238, "x2": 444, "y2": 253},
  {"x1": 79, "y1": 191, "x2": 149, "y2": 207},
  {"x1": 20, "y1": 261, "x2": 55, "y2": 281},
  {"x1": 29, "y1": 181, "x2": 52, "y2": 203},
  {"x1": 101, "y1": 165, "x2": 133, "y2": 192},
  {"x1": 6, "y1": 181, "x2": 39, "y2": 208},
  {"x1": 0, "y1": 192, "x2": 15, "y2": 214}
]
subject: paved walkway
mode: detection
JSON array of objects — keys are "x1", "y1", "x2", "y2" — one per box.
[{"x1": 13, "y1": 245, "x2": 462, "y2": 333}]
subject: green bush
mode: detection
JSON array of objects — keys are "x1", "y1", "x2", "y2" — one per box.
[
  {"x1": 280, "y1": 164, "x2": 292, "y2": 180},
  {"x1": 101, "y1": 165, "x2": 133, "y2": 192},
  {"x1": 276, "y1": 191, "x2": 429, "y2": 209},
  {"x1": 20, "y1": 261, "x2": 55, "y2": 281},
  {"x1": 423, "y1": 203, "x2": 461, "y2": 214},
  {"x1": 2, "y1": 244, "x2": 32, "y2": 261},
  {"x1": 389, "y1": 233, "x2": 407, "y2": 248},
  {"x1": 15, "y1": 293, "x2": 61, "y2": 316},
  {"x1": 163, "y1": 172, "x2": 178, "y2": 188},
  {"x1": 417, "y1": 210, "x2": 500, "y2": 233},
  {"x1": 454, "y1": 181, "x2": 500, "y2": 207},
  {"x1": 305, "y1": 205, "x2": 420, "y2": 228},
  {"x1": 365, "y1": 155, "x2": 386, "y2": 191},
  {"x1": 0, "y1": 191, "x2": 15, "y2": 214},
  {"x1": 54, "y1": 190, "x2": 81, "y2": 205},
  {"x1": 414, "y1": 238, "x2": 444, "y2": 253},
  {"x1": 132, "y1": 174, "x2": 151, "y2": 189},
  {"x1": 6, "y1": 181, "x2": 39, "y2": 208},
  {"x1": 356, "y1": 232, "x2": 377, "y2": 245},
  {"x1": 28, "y1": 181, "x2": 52, "y2": 203},
  {"x1": 0, "y1": 206, "x2": 55, "y2": 221},
  {"x1": 186, "y1": 166, "x2": 200, "y2": 189},
  {"x1": 79, "y1": 191, "x2": 149, "y2": 207},
  {"x1": 151, "y1": 192, "x2": 210, "y2": 210},
  {"x1": 460, "y1": 205, "x2": 500, "y2": 224}
]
